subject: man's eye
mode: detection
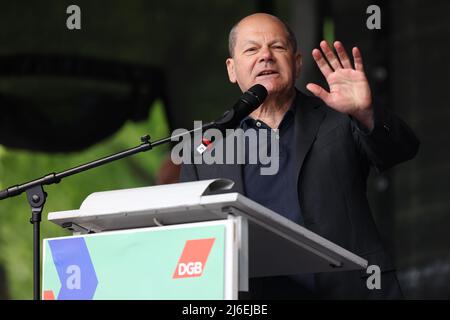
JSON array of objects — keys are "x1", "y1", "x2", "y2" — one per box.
[
  {"x1": 273, "y1": 45, "x2": 286, "y2": 50},
  {"x1": 245, "y1": 48, "x2": 257, "y2": 53}
]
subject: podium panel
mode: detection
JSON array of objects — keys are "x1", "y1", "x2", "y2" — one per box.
[
  {"x1": 45, "y1": 179, "x2": 368, "y2": 300},
  {"x1": 42, "y1": 220, "x2": 237, "y2": 300}
]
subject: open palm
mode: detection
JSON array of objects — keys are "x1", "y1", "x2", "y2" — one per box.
[{"x1": 307, "y1": 41, "x2": 372, "y2": 117}]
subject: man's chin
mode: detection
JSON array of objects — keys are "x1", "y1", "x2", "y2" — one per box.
[
  {"x1": 259, "y1": 85, "x2": 296, "y2": 103},
  {"x1": 254, "y1": 81, "x2": 276, "y2": 93},
  {"x1": 244, "y1": 81, "x2": 287, "y2": 95},
  {"x1": 260, "y1": 83, "x2": 286, "y2": 96}
]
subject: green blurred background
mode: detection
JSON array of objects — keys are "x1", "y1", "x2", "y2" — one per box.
[{"x1": 0, "y1": 102, "x2": 169, "y2": 299}]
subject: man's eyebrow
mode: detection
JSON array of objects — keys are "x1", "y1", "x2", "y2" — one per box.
[
  {"x1": 241, "y1": 40, "x2": 260, "y2": 47},
  {"x1": 269, "y1": 39, "x2": 288, "y2": 45},
  {"x1": 241, "y1": 39, "x2": 288, "y2": 46}
]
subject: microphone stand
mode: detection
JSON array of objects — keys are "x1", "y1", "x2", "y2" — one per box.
[{"x1": 0, "y1": 124, "x2": 211, "y2": 300}]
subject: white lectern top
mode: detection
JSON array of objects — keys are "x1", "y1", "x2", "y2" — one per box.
[{"x1": 48, "y1": 179, "x2": 367, "y2": 277}]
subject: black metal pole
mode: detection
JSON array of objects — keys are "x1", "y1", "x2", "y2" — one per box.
[
  {"x1": 33, "y1": 219, "x2": 40, "y2": 300},
  {"x1": 26, "y1": 185, "x2": 46, "y2": 300}
]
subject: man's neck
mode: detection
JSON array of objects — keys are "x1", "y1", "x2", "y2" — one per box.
[{"x1": 250, "y1": 89, "x2": 296, "y2": 129}]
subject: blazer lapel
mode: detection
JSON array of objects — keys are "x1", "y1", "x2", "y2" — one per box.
[{"x1": 293, "y1": 92, "x2": 326, "y2": 184}]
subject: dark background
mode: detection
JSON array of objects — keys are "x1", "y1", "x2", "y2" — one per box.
[{"x1": 0, "y1": 0, "x2": 448, "y2": 299}]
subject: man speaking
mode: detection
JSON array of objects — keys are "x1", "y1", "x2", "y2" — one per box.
[{"x1": 180, "y1": 13, "x2": 419, "y2": 299}]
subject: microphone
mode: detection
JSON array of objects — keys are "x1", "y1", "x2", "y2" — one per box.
[{"x1": 212, "y1": 84, "x2": 268, "y2": 131}]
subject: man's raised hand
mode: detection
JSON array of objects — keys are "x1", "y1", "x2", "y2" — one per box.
[{"x1": 307, "y1": 40, "x2": 374, "y2": 130}]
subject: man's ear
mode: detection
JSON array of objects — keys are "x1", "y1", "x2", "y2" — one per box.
[
  {"x1": 226, "y1": 58, "x2": 237, "y2": 83},
  {"x1": 294, "y1": 52, "x2": 302, "y2": 78}
]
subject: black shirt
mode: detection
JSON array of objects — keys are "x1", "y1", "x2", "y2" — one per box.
[{"x1": 240, "y1": 98, "x2": 304, "y2": 225}]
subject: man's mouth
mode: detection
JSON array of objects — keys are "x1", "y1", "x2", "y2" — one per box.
[{"x1": 256, "y1": 70, "x2": 279, "y2": 77}]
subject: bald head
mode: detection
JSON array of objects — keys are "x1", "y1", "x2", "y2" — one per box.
[{"x1": 228, "y1": 13, "x2": 298, "y2": 57}]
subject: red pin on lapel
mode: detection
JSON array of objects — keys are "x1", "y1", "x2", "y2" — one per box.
[{"x1": 196, "y1": 137, "x2": 213, "y2": 154}]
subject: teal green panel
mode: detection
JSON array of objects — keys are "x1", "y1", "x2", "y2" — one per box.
[{"x1": 84, "y1": 225, "x2": 226, "y2": 299}]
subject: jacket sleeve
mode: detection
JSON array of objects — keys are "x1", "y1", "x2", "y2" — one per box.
[{"x1": 350, "y1": 104, "x2": 420, "y2": 172}]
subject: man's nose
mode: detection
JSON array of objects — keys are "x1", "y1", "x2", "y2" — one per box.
[{"x1": 259, "y1": 46, "x2": 275, "y2": 63}]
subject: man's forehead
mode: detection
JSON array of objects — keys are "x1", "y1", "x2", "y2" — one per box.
[
  {"x1": 234, "y1": 22, "x2": 289, "y2": 45},
  {"x1": 238, "y1": 17, "x2": 287, "y2": 31}
]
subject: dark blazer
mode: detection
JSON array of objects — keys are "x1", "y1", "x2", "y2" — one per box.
[{"x1": 179, "y1": 90, "x2": 420, "y2": 299}]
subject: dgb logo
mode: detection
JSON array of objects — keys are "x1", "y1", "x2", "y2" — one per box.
[
  {"x1": 176, "y1": 262, "x2": 203, "y2": 277},
  {"x1": 173, "y1": 239, "x2": 215, "y2": 279}
]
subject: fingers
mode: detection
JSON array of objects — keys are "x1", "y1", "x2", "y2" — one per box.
[
  {"x1": 334, "y1": 41, "x2": 352, "y2": 69},
  {"x1": 352, "y1": 46, "x2": 364, "y2": 72},
  {"x1": 320, "y1": 40, "x2": 342, "y2": 70},
  {"x1": 312, "y1": 48, "x2": 333, "y2": 78},
  {"x1": 312, "y1": 41, "x2": 362, "y2": 74},
  {"x1": 306, "y1": 83, "x2": 331, "y2": 104}
]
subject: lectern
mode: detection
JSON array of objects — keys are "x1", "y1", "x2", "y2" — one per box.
[{"x1": 42, "y1": 179, "x2": 367, "y2": 300}]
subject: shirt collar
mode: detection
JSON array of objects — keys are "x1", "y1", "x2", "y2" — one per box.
[{"x1": 239, "y1": 90, "x2": 299, "y2": 129}]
